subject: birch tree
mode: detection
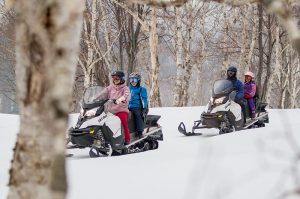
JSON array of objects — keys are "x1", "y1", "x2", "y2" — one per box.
[
  {"x1": 173, "y1": 7, "x2": 184, "y2": 106},
  {"x1": 79, "y1": 0, "x2": 98, "y2": 88},
  {"x1": 149, "y1": 7, "x2": 162, "y2": 107},
  {"x1": 8, "y1": 1, "x2": 83, "y2": 199}
]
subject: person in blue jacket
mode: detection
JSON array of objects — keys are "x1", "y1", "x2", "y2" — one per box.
[
  {"x1": 128, "y1": 72, "x2": 149, "y2": 138},
  {"x1": 226, "y1": 66, "x2": 246, "y2": 123}
]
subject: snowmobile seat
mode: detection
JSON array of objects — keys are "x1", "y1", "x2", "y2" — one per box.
[
  {"x1": 145, "y1": 115, "x2": 161, "y2": 127},
  {"x1": 256, "y1": 102, "x2": 267, "y2": 112}
]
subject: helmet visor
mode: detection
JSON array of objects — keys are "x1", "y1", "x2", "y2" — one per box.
[
  {"x1": 112, "y1": 75, "x2": 120, "y2": 80},
  {"x1": 227, "y1": 71, "x2": 235, "y2": 77},
  {"x1": 129, "y1": 77, "x2": 139, "y2": 83}
]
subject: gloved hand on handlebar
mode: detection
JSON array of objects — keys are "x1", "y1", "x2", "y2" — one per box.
[
  {"x1": 142, "y1": 108, "x2": 149, "y2": 115},
  {"x1": 115, "y1": 96, "x2": 125, "y2": 104}
]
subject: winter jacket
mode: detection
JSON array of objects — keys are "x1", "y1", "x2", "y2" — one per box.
[
  {"x1": 244, "y1": 81, "x2": 256, "y2": 98},
  {"x1": 227, "y1": 78, "x2": 244, "y2": 101},
  {"x1": 96, "y1": 84, "x2": 130, "y2": 114},
  {"x1": 128, "y1": 86, "x2": 148, "y2": 109}
]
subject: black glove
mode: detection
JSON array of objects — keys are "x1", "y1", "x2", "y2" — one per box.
[{"x1": 142, "y1": 108, "x2": 149, "y2": 115}]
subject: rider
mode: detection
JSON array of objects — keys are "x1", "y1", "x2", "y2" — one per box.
[
  {"x1": 96, "y1": 70, "x2": 131, "y2": 145},
  {"x1": 226, "y1": 66, "x2": 246, "y2": 123},
  {"x1": 128, "y1": 72, "x2": 149, "y2": 139},
  {"x1": 244, "y1": 71, "x2": 256, "y2": 119}
]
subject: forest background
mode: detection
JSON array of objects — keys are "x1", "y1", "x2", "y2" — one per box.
[
  {"x1": 1, "y1": 0, "x2": 299, "y2": 113},
  {"x1": 1, "y1": 0, "x2": 300, "y2": 199}
]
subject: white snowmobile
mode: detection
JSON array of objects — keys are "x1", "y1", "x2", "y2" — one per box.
[
  {"x1": 67, "y1": 86, "x2": 163, "y2": 157},
  {"x1": 178, "y1": 79, "x2": 269, "y2": 136}
]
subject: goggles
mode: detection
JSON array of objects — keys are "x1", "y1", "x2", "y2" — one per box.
[
  {"x1": 227, "y1": 71, "x2": 235, "y2": 76},
  {"x1": 112, "y1": 76, "x2": 120, "y2": 80},
  {"x1": 129, "y1": 77, "x2": 139, "y2": 83}
]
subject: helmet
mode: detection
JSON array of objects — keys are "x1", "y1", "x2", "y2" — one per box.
[
  {"x1": 245, "y1": 71, "x2": 255, "y2": 78},
  {"x1": 227, "y1": 66, "x2": 237, "y2": 78},
  {"x1": 227, "y1": 66, "x2": 237, "y2": 73},
  {"x1": 129, "y1": 72, "x2": 141, "y2": 86},
  {"x1": 111, "y1": 70, "x2": 125, "y2": 84}
]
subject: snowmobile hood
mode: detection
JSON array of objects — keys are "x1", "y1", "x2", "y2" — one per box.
[{"x1": 212, "y1": 79, "x2": 234, "y2": 98}]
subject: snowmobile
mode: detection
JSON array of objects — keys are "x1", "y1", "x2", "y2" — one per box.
[
  {"x1": 178, "y1": 79, "x2": 269, "y2": 136},
  {"x1": 66, "y1": 86, "x2": 163, "y2": 157}
]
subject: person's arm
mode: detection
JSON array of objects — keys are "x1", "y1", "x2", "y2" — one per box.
[
  {"x1": 235, "y1": 81, "x2": 244, "y2": 100},
  {"x1": 123, "y1": 86, "x2": 131, "y2": 102},
  {"x1": 248, "y1": 83, "x2": 256, "y2": 97},
  {"x1": 141, "y1": 87, "x2": 148, "y2": 109},
  {"x1": 115, "y1": 87, "x2": 130, "y2": 104}
]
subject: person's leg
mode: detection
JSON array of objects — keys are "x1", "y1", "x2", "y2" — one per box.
[
  {"x1": 131, "y1": 108, "x2": 144, "y2": 137},
  {"x1": 248, "y1": 98, "x2": 256, "y2": 118},
  {"x1": 116, "y1": 112, "x2": 130, "y2": 143},
  {"x1": 236, "y1": 99, "x2": 246, "y2": 124}
]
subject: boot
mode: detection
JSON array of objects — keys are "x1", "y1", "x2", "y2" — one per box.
[
  {"x1": 136, "y1": 131, "x2": 143, "y2": 139},
  {"x1": 251, "y1": 113, "x2": 256, "y2": 119},
  {"x1": 124, "y1": 140, "x2": 130, "y2": 145}
]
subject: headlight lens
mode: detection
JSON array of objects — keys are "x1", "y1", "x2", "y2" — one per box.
[
  {"x1": 214, "y1": 96, "x2": 226, "y2": 104},
  {"x1": 85, "y1": 108, "x2": 97, "y2": 117}
]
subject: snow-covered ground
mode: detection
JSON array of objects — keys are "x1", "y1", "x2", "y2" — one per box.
[{"x1": 1, "y1": 107, "x2": 300, "y2": 199}]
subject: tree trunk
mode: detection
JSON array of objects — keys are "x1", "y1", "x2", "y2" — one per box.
[
  {"x1": 173, "y1": 7, "x2": 184, "y2": 106},
  {"x1": 261, "y1": 14, "x2": 273, "y2": 102},
  {"x1": 8, "y1": 1, "x2": 83, "y2": 199},
  {"x1": 149, "y1": 7, "x2": 162, "y2": 107},
  {"x1": 266, "y1": 25, "x2": 280, "y2": 107},
  {"x1": 181, "y1": 3, "x2": 193, "y2": 106},
  {"x1": 246, "y1": 6, "x2": 257, "y2": 72},
  {"x1": 256, "y1": 3, "x2": 264, "y2": 99},
  {"x1": 221, "y1": 5, "x2": 230, "y2": 77},
  {"x1": 81, "y1": 0, "x2": 97, "y2": 88}
]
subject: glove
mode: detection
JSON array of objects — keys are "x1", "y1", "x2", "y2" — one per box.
[
  {"x1": 115, "y1": 96, "x2": 125, "y2": 104},
  {"x1": 142, "y1": 108, "x2": 149, "y2": 115},
  {"x1": 244, "y1": 93, "x2": 251, "y2": 99}
]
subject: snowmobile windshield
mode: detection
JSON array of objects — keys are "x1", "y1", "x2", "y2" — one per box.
[
  {"x1": 212, "y1": 79, "x2": 234, "y2": 98},
  {"x1": 83, "y1": 86, "x2": 106, "y2": 104}
]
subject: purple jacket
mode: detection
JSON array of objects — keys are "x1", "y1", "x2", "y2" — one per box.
[
  {"x1": 244, "y1": 81, "x2": 256, "y2": 98},
  {"x1": 96, "y1": 84, "x2": 131, "y2": 114}
]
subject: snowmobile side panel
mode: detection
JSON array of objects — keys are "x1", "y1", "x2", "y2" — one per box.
[{"x1": 101, "y1": 124, "x2": 124, "y2": 150}]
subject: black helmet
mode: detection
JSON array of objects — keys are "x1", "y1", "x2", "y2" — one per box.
[
  {"x1": 227, "y1": 66, "x2": 237, "y2": 73},
  {"x1": 227, "y1": 66, "x2": 237, "y2": 78},
  {"x1": 111, "y1": 70, "x2": 125, "y2": 84}
]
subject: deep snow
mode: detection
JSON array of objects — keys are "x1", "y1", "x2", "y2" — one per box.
[{"x1": 1, "y1": 107, "x2": 300, "y2": 199}]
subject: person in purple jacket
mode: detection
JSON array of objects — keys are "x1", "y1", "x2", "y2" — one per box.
[{"x1": 244, "y1": 71, "x2": 256, "y2": 119}]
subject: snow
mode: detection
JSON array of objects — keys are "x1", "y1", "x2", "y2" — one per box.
[{"x1": 1, "y1": 108, "x2": 300, "y2": 199}]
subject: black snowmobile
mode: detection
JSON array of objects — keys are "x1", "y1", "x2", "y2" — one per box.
[
  {"x1": 178, "y1": 79, "x2": 269, "y2": 136},
  {"x1": 66, "y1": 86, "x2": 163, "y2": 157}
]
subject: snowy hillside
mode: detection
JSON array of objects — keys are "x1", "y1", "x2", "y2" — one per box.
[{"x1": 1, "y1": 107, "x2": 300, "y2": 199}]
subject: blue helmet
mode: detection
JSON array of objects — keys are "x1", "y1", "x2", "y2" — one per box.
[{"x1": 129, "y1": 72, "x2": 141, "y2": 86}]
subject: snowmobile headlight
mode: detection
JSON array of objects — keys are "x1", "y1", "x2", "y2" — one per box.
[
  {"x1": 214, "y1": 96, "x2": 226, "y2": 105},
  {"x1": 85, "y1": 108, "x2": 97, "y2": 117}
]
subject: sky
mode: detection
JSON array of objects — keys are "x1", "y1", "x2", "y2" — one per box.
[{"x1": 1, "y1": 107, "x2": 300, "y2": 199}]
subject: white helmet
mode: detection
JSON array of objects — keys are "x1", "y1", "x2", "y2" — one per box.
[{"x1": 245, "y1": 71, "x2": 255, "y2": 78}]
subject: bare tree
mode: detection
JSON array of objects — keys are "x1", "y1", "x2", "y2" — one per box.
[{"x1": 8, "y1": 1, "x2": 83, "y2": 199}]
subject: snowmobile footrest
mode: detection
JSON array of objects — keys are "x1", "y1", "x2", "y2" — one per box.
[{"x1": 178, "y1": 122, "x2": 195, "y2": 136}]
